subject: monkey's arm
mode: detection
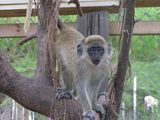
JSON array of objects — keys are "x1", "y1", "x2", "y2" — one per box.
[
  {"x1": 55, "y1": 64, "x2": 73, "y2": 100},
  {"x1": 94, "y1": 76, "x2": 108, "y2": 120},
  {"x1": 76, "y1": 80, "x2": 91, "y2": 112},
  {"x1": 97, "y1": 75, "x2": 108, "y2": 98}
]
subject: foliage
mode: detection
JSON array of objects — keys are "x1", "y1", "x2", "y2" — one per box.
[
  {"x1": 131, "y1": 36, "x2": 160, "y2": 61},
  {"x1": 0, "y1": 38, "x2": 36, "y2": 77},
  {"x1": 60, "y1": 15, "x2": 77, "y2": 22}
]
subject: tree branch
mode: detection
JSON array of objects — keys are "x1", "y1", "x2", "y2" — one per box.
[
  {"x1": 68, "y1": 0, "x2": 83, "y2": 16},
  {"x1": 18, "y1": 33, "x2": 37, "y2": 46},
  {"x1": 105, "y1": 0, "x2": 136, "y2": 119},
  {"x1": 0, "y1": 49, "x2": 82, "y2": 119},
  {"x1": 115, "y1": 0, "x2": 135, "y2": 112}
]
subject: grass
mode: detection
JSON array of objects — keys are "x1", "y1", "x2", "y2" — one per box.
[{"x1": 121, "y1": 60, "x2": 160, "y2": 120}]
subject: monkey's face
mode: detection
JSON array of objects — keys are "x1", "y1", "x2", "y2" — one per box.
[
  {"x1": 77, "y1": 35, "x2": 111, "y2": 66},
  {"x1": 87, "y1": 43, "x2": 104, "y2": 65},
  {"x1": 77, "y1": 42, "x2": 107, "y2": 66}
]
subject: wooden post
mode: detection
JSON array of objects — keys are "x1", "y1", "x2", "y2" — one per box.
[{"x1": 77, "y1": 11, "x2": 109, "y2": 40}]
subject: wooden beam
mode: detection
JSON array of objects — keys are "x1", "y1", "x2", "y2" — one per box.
[
  {"x1": 110, "y1": 21, "x2": 160, "y2": 35},
  {"x1": 136, "y1": 0, "x2": 160, "y2": 7},
  {"x1": 0, "y1": 0, "x2": 160, "y2": 17},
  {"x1": 0, "y1": 7, "x2": 120, "y2": 17},
  {"x1": 0, "y1": 21, "x2": 160, "y2": 38},
  {"x1": 0, "y1": 24, "x2": 37, "y2": 37},
  {"x1": 0, "y1": 1, "x2": 119, "y2": 17}
]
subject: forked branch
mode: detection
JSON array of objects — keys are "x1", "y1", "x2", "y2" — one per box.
[{"x1": 106, "y1": 0, "x2": 136, "y2": 119}]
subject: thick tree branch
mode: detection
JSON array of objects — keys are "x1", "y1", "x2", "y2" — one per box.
[
  {"x1": 0, "y1": 50, "x2": 82, "y2": 119},
  {"x1": 35, "y1": 28, "x2": 52, "y2": 85},
  {"x1": 35, "y1": 0, "x2": 60, "y2": 83}
]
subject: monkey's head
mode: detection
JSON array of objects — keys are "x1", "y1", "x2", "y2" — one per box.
[{"x1": 77, "y1": 35, "x2": 111, "y2": 66}]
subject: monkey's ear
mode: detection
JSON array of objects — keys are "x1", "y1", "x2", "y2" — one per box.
[{"x1": 77, "y1": 44, "x2": 83, "y2": 56}]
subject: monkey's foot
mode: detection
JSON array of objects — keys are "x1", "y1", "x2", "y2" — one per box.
[
  {"x1": 56, "y1": 87, "x2": 72, "y2": 100},
  {"x1": 94, "y1": 105, "x2": 106, "y2": 120},
  {"x1": 83, "y1": 111, "x2": 96, "y2": 120}
]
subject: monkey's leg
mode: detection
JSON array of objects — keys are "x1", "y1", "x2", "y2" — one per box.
[
  {"x1": 76, "y1": 81, "x2": 97, "y2": 120},
  {"x1": 56, "y1": 87, "x2": 72, "y2": 100},
  {"x1": 88, "y1": 87, "x2": 106, "y2": 120},
  {"x1": 56, "y1": 65, "x2": 73, "y2": 100}
]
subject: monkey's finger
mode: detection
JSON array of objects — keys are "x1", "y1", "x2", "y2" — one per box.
[
  {"x1": 55, "y1": 87, "x2": 72, "y2": 100},
  {"x1": 83, "y1": 111, "x2": 95, "y2": 120},
  {"x1": 64, "y1": 92, "x2": 72, "y2": 99},
  {"x1": 55, "y1": 87, "x2": 64, "y2": 100}
]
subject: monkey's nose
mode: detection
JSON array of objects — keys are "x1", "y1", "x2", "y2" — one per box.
[{"x1": 92, "y1": 59, "x2": 100, "y2": 65}]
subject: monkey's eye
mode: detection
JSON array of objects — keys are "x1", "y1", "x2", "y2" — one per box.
[
  {"x1": 98, "y1": 47, "x2": 104, "y2": 55},
  {"x1": 77, "y1": 44, "x2": 83, "y2": 56},
  {"x1": 88, "y1": 46, "x2": 104, "y2": 55},
  {"x1": 97, "y1": 47, "x2": 104, "y2": 53}
]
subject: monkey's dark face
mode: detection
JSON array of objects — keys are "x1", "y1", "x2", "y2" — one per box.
[
  {"x1": 77, "y1": 43, "x2": 105, "y2": 65},
  {"x1": 77, "y1": 40, "x2": 111, "y2": 66},
  {"x1": 87, "y1": 44, "x2": 104, "y2": 65}
]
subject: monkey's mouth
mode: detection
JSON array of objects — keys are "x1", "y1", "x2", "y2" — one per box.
[{"x1": 92, "y1": 59, "x2": 100, "y2": 65}]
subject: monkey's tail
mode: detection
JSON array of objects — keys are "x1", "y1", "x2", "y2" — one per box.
[{"x1": 24, "y1": 0, "x2": 33, "y2": 34}]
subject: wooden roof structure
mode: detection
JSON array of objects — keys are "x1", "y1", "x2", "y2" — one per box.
[{"x1": 0, "y1": 0, "x2": 160, "y2": 17}]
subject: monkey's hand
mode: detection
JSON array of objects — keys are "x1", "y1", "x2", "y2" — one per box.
[
  {"x1": 94, "y1": 105, "x2": 106, "y2": 120},
  {"x1": 56, "y1": 87, "x2": 72, "y2": 100},
  {"x1": 83, "y1": 111, "x2": 96, "y2": 120}
]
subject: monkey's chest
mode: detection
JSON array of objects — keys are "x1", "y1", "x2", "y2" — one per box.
[{"x1": 89, "y1": 68, "x2": 105, "y2": 83}]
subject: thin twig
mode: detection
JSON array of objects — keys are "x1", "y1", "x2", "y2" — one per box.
[
  {"x1": 68, "y1": 0, "x2": 83, "y2": 16},
  {"x1": 18, "y1": 33, "x2": 37, "y2": 45}
]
